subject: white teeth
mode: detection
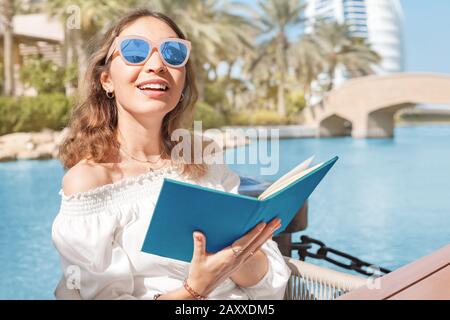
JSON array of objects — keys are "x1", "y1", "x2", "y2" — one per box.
[{"x1": 139, "y1": 83, "x2": 167, "y2": 91}]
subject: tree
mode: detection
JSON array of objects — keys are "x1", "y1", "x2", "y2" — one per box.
[
  {"x1": 19, "y1": 54, "x2": 66, "y2": 94},
  {"x1": 290, "y1": 35, "x2": 326, "y2": 106},
  {"x1": 43, "y1": 0, "x2": 133, "y2": 93},
  {"x1": 306, "y1": 21, "x2": 381, "y2": 92},
  {"x1": 249, "y1": 0, "x2": 305, "y2": 117},
  {"x1": 0, "y1": 0, "x2": 15, "y2": 96}
]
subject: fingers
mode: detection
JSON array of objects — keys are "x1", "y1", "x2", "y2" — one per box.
[
  {"x1": 231, "y1": 221, "x2": 266, "y2": 253},
  {"x1": 193, "y1": 218, "x2": 281, "y2": 266},
  {"x1": 242, "y1": 218, "x2": 281, "y2": 258},
  {"x1": 192, "y1": 231, "x2": 206, "y2": 262},
  {"x1": 229, "y1": 218, "x2": 281, "y2": 262}
]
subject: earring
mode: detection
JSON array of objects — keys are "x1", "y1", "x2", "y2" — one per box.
[
  {"x1": 179, "y1": 92, "x2": 185, "y2": 102},
  {"x1": 106, "y1": 91, "x2": 115, "y2": 99}
]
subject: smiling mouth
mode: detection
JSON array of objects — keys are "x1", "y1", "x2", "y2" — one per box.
[{"x1": 137, "y1": 83, "x2": 169, "y2": 92}]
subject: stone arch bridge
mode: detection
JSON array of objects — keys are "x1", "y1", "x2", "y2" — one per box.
[{"x1": 303, "y1": 73, "x2": 450, "y2": 138}]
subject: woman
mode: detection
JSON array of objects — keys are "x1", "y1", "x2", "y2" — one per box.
[{"x1": 52, "y1": 9, "x2": 291, "y2": 300}]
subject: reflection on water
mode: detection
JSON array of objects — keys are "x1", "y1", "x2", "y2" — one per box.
[{"x1": 0, "y1": 125, "x2": 449, "y2": 299}]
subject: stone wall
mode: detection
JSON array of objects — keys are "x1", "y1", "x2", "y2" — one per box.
[{"x1": 0, "y1": 128, "x2": 69, "y2": 162}]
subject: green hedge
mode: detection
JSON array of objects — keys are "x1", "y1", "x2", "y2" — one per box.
[
  {"x1": 197, "y1": 107, "x2": 299, "y2": 127},
  {"x1": 228, "y1": 109, "x2": 289, "y2": 126},
  {"x1": 0, "y1": 93, "x2": 73, "y2": 135},
  {"x1": 194, "y1": 101, "x2": 226, "y2": 129}
]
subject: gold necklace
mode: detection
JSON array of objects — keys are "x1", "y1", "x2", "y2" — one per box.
[
  {"x1": 117, "y1": 128, "x2": 165, "y2": 172},
  {"x1": 119, "y1": 146, "x2": 163, "y2": 172}
]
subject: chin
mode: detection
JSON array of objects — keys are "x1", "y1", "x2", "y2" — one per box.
[{"x1": 131, "y1": 100, "x2": 176, "y2": 116}]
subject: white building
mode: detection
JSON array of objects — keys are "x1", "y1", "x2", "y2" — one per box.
[{"x1": 304, "y1": 0, "x2": 405, "y2": 79}]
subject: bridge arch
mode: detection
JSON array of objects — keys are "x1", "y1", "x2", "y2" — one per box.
[{"x1": 318, "y1": 113, "x2": 353, "y2": 137}]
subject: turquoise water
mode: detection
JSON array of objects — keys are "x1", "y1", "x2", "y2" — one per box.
[{"x1": 0, "y1": 125, "x2": 449, "y2": 299}]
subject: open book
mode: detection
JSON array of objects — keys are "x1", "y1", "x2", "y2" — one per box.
[
  {"x1": 258, "y1": 155, "x2": 318, "y2": 200},
  {"x1": 141, "y1": 155, "x2": 338, "y2": 262}
]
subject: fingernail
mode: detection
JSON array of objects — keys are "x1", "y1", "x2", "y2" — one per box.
[{"x1": 193, "y1": 232, "x2": 202, "y2": 241}]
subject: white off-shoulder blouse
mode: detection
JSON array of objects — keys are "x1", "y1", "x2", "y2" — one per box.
[{"x1": 51, "y1": 162, "x2": 291, "y2": 300}]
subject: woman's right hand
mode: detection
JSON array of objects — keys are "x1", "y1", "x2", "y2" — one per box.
[{"x1": 186, "y1": 217, "x2": 282, "y2": 298}]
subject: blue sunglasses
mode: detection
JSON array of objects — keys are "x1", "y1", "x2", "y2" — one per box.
[{"x1": 106, "y1": 35, "x2": 191, "y2": 68}]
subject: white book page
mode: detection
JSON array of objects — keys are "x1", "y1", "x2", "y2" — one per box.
[
  {"x1": 258, "y1": 161, "x2": 324, "y2": 200},
  {"x1": 257, "y1": 155, "x2": 315, "y2": 200}
]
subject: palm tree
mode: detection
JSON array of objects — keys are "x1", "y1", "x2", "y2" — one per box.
[
  {"x1": 0, "y1": 0, "x2": 15, "y2": 96},
  {"x1": 44, "y1": 0, "x2": 132, "y2": 92},
  {"x1": 290, "y1": 35, "x2": 326, "y2": 106},
  {"x1": 249, "y1": 0, "x2": 304, "y2": 117},
  {"x1": 306, "y1": 21, "x2": 381, "y2": 92}
]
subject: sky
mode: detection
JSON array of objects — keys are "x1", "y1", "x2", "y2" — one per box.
[{"x1": 401, "y1": 0, "x2": 450, "y2": 74}]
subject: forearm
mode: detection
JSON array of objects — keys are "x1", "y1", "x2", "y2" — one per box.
[{"x1": 230, "y1": 250, "x2": 269, "y2": 288}]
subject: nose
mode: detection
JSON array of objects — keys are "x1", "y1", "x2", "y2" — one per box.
[{"x1": 143, "y1": 47, "x2": 167, "y2": 73}]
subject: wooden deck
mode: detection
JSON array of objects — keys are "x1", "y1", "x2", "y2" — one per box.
[{"x1": 338, "y1": 244, "x2": 450, "y2": 300}]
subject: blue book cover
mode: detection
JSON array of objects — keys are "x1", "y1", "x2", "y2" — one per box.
[{"x1": 141, "y1": 156, "x2": 338, "y2": 262}]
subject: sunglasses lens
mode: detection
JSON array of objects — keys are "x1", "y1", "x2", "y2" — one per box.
[
  {"x1": 160, "y1": 41, "x2": 188, "y2": 66},
  {"x1": 120, "y1": 39, "x2": 150, "y2": 64}
]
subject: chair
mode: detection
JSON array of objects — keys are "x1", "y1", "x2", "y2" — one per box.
[{"x1": 283, "y1": 256, "x2": 366, "y2": 300}]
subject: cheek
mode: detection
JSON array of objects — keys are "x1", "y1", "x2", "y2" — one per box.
[
  {"x1": 110, "y1": 62, "x2": 140, "y2": 93},
  {"x1": 170, "y1": 69, "x2": 186, "y2": 95}
]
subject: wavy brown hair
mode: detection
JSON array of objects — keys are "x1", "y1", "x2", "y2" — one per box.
[{"x1": 59, "y1": 9, "x2": 210, "y2": 179}]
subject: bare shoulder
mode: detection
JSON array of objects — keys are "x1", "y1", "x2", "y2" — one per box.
[{"x1": 62, "y1": 160, "x2": 112, "y2": 197}]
